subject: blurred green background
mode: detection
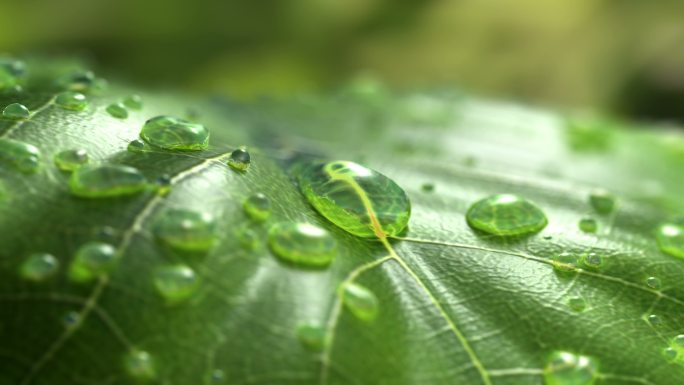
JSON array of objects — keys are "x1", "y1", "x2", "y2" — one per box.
[{"x1": 2, "y1": 0, "x2": 683, "y2": 123}]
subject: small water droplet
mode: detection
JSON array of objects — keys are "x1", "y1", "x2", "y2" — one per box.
[
  {"x1": 54, "y1": 149, "x2": 88, "y2": 172},
  {"x1": 20, "y1": 253, "x2": 59, "y2": 281},
  {"x1": 421, "y1": 182, "x2": 435, "y2": 192},
  {"x1": 208, "y1": 369, "x2": 225, "y2": 383},
  {"x1": 543, "y1": 351, "x2": 598, "y2": 385},
  {"x1": 2, "y1": 103, "x2": 29, "y2": 119},
  {"x1": 672, "y1": 334, "x2": 684, "y2": 348},
  {"x1": 656, "y1": 223, "x2": 684, "y2": 259},
  {"x1": 55, "y1": 91, "x2": 88, "y2": 111},
  {"x1": 551, "y1": 252, "x2": 578, "y2": 273},
  {"x1": 69, "y1": 164, "x2": 149, "y2": 198},
  {"x1": 153, "y1": 264, "x2": 199, "y2": 302},
  {"x1": 567, "y1": 296, "x2": 587, "y2": 312},
  {"x1": 580, "y1": 252, "x2": 602, "y2": 269},
  {"x1": 341, "y1": 282, "x2": 379, "y2": 322},
  {"x1": 62, "y1": 311, "x2": 81, "y2": 328},
  {"x1": 127, "y1": 139, "x2": 152, "y2": 153},
  {"x1": 56, "y1": 70, "x2": 95, "y2": 92},
  {"x1": 648, "y1": 314, "x2": 662, "y2": 326},
  {"x1": 140, "y1": 115, "x2": 209, "y2": 151},
  {"x1": 68, "y1": 242, "x2": 119, "y2": 282},
  {"x1": 646, "y1": 276, "x2": 662, "y2": 290},
  {"x1": 578, "y1": 218, "x2": 598, "y2": 233},
  {"x1": 235, "y1": 225, "x2": 259, "y2": 250},
  {"x1": 124, "y1": 350, "x2": 156, "y2": 380},
  {"x1": 268, "y1": 222, "x2": 337, "y2": 267},
  {"x1": 227, "y1": 147, "x2": 250, "y2": 171},
  {"x1": 466, "y1": 194, "x2": 547, "y2": 236},
  {"x1": 243, "y1": 193, "x2": 271, "y2": 221},
  {"x1": 589, "y1": 189, "x2": 616, "y2": 214},
  {"x1": 153, "y1": 209, "x2": 217, "y2": 252},
  {"x1": 297, "y1": 322, "x2": 326, "y2": 350},
  {"x1": 123, "y1": 94, "x2": 143, "y2": 110},
  {"x1": 0, "y1": 138, "x2": 41, "y2": 173},
  {"x1": 106, "y1": 102, "x2": 128, "y2": 119},
  {"x1": 663, "y1": 347, "x2": 679, "y2": 361},
  {"x1": 298, "y1": 160, "x2": 411, "y2": 238}
]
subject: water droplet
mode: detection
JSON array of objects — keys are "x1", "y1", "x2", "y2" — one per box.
[
  {"x1": 2, "y1": 103, "x2": 29, "y2": 120},
  {"x1": 235, "y1": 225, "x2": 259, "y2": 250},
  {"x1": 589, "y1": 189, "x2": 616, "y2": 214},
  {"x1": 648, "y1": 314, "x2": 662, "y2": 326},
  {"x1": 341, "y1": 282, "x2": 379, "y2": 322},
  {"x1": 663, "y1": 347, "x2": 679, "y2": 361},
  {"x1": 20, "y1": 253, "x2": 59, "y2": 281},
  {"x1": 297, "y1": 322, "x2": 326, "y2": 350},
  {"x1": 153, "y1": 264, "x2": 199, "y2": 302},
  {"x1": 62, "y1": 311, "x2": 81, "y2": 328},
  {"x1": 466, "y1": 194, "x2": 547, "y2": 236},
  {"x1": 68, "y1": 242, "x2": 119, "y2": 283},
  {"x1": 551, "y1": 252, "x2": 578, "y2": 273},
  {"x1": 55, "y1": 91, "x2": 88, "y2": 111},
  {"x1": 421, "y1": 182, "x2": 435, "y2": 192},
  {"x1": 53, "y1": 149, "x2": 88, "y2": 172},
  {"x1": 646, "y1": 276, "x2": 662, "y2": 290},
  {"x1": 123, "y1": 94, "x2": 143, "y2": 110},
  {"x1": 672, "y1": 334, "x2": 684, "y2": 349},
  {"x1": 0, "y1": 138, "x2": 41, "y2": 173},
  {"x1": 567, "y1": 296, "x2": 587, "y2": 312},
  {"x1": 656, "y1": 223, "x2": 684, "y2": 259},
  {"x1": 578, "y1": 218, "x2": 597, "y2": 233},
  {"x1": 124, "y1": 350, "x2": 156, "y2": 380},
  {"x1": 268, "y1": 222, "x2": 337, "y2": 267},
  {"x1": 127, "y1": 139, "x2": 151, "y2": 153},
  {"x1": 56, "y1": 70, "x2": 96, "y2": 92},
  {"x1": 580, "y1": 252, "x2": 602, "y2": 269},
  {"x1": 298, "y1": 160, "x2": 411, "y2": 238},
  {"x1": 208, "y1": 369, "x2": 225, "y2": 383},
  {"x1": 153, "y1": 209, "x2": 217, "y2": 252},
  {"x1": 106, "y1": 102, "x2": 128, "y2": 119},
  {"x1": 69, "y1": 164, "x2": 149, "y2": 198},
  {"x1": 0, "y1": 57, "x2": 26, "y2": 77},
  {"x1": 243, "y1": 193, "x2": 271, "y2": 221},
  {"x1": 544, "y1": 351, "x2": 598, "y2": 385},
  {"x1": 227, "y1": 147, "x2": 250, "y2": 171},
  {"x1": 140, "y1": 115, "x2": 209, "y2": 151}
]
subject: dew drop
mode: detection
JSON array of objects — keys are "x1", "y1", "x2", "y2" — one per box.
[
  {"x1": 580, "y1": 252, "x2": 602, "y2": 269},
  {"x1": 127, "y1": 139, "x2": 151, "y2": 153},
  {"x1": 297, "y1": 322, "x2": 326, "y2": 350},
  {"x1": 106, "y1": 102, "x2": 128, "y2": 119},
  {"x1": 648, "y1": 314, "x2": 662, "y2": 326},
  {"x1": 55, "y1": 91, "x2": 88, "y2": 111},
  {"x1": 153, "y1": 208, "x2": 217, "y2": 252},
  {"x1": 68, "y1": 242, "x2": 119, "y2": 283},
  {"x1": 54, "y1": 149, "x2": 88, "y2": 172},
  {"x1": 56, "y1": 70, "x2": 96, "y2": 92},
  {"x1": 672, "y1": 334, "x2": 684, "y2": 349},
  {"x1": 227, "y1": 147, "x2": 250, "y2": 171},
  {"x1": 0, "y1": 138, "x2": 41, "y2": 173},
  {"x1": 243, "y1": 193, "x2": 271, "y2": 221},
  {"x1": 235, "y1": 225, "x2": 259, "y2": 250},
  {"x1": 543, "y1": 351, "x2": 598, "y2": 385},
  {"x1": 62, "y1": 311, "x2": 81, "y2": 328},
  {"x1": 589, "y1": 189, "x2": 616, "y2": 215},
  {"x1": 663, "y1": 347, "x2": 679, "y2": 361},
  {"x1": 578, "y1": 218, "x2": 597, "y2": 233},
  {"x1": 466, "y1": 194, "x2": 547, "y2": 236},
  {"x1": 268, "y1": 222, "x2": 337, "y2": 267},
  {"x1": 646, "y1": 276, "x2": 662, "y2": 290},
  {"x1": 140, "y1": 115, "x2": 209, "y2": 151},
  {"x1": 298, "y1": 160, "x2": 411, "y2": 238},
  {"x1": 153, "y1": 264, "x2": 199, "y2": 302},
  {"x1": 123, "y1": 94, "x2": 143, "y2": 110},
  {"x1": 551, "y1": 252, "x2": 578, "y2": 273},
  {"x1": 567, "y1": 296, "x2": 587, "y2": 312},
  {"x1": 656, "y1": 223, "x2": 684, "y2": 259},
  {"x1": 341, "y1": 282, "x2": 379, "y2": 322},
  {"x1": 2, "y1": 103, "x2": 29, "y2": 120},
  {"x1": 124, "y1": 350, "x2": 156, "y2": 380},
  {"x1": 69, "y1": 164, "x2": 148, "y2": 198},
  {"x1": 20, "y1": 253, "x2": 59, "y2": 281}
]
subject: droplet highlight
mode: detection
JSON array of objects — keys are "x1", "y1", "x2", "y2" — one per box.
[
  {"x1": 268, "y1": 222, "x2": 337, "y2": 267},
  {"x1": 123, "y1": 94, "x2": 143, "y2": 110},
  {"x1": 140, "y1": 115, "x2": 209, "y2": 151},
  {"x1": 656, "y1": 222, "x2": 684, "y2": 259},
  {"x1": 466, "y1": 194, "x2": 547, "y2": 236},
  {"x1": 646, "y1": 276, "x2": 662, "y2": 290},
  {"x1": 55, "y1": 91, "x2": 88, "y2": 111},
  {"x1": 69, "y1": 164, "x2": 149, "y2": 198},
  {"x1": 297, "y1": 322, "x2": 326, "y2": 350}
]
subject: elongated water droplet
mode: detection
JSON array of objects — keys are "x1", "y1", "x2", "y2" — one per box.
[
  {"x1": 70, "y1": 164, "x2": 148, "y2": 198},
  {"x1": 589, "y1": 189, "x2": 616, "y2": 214},
  {"x1": 297, "y1": 322, "x2": 326, "y2": 350},
  {"x1": 227, "y1": 148, "x2": 250, "y2": 171},
  {"x1": 544, "y1": 351, "x2": 598, "y2": 385},
  {"x1": 123, "y1": 94, "x2": 143, "y2": 110},
  {"x1": 106, "y1": 102, "x2": 128, "y2": 119},
  {"x1": 68, "y1": 242, "x2": 119, "y2": 282},
  {"x1": 54, "y1": 149, "x2": 88, "y2": 172},
  {"x1": 140, "y1": 115, "x2": 209, "y2": 151},
  {"x1": 578, "y1": 218, "x2": 597, "y2": 233},
  {"x1": 20, "y1": 253, "x2": 59, "y2": 281},
  {"x1": 567, "y1": 296, "x2": 587, "y2": 312},
  {"x1": 646, "y1": 276, "x2": 662, "y2": 290},
  {"x1": 153, "y1": 209, "x2": 217, "y2": 252},
  {"x1": 0, "y1": 138, "x2": 41, "y2": 173},
  {"x1": 551, "y1": 252, "x2": 578, "y2": 273},
  {"x1": 298, "y1": 160, "x2": 411, "y2": 238},
  {"x1": 243, "y1": 193, "x2": 271, "y2": 221},
  {"x1": 55, "y1": 91, "x2": 87, "y2": 111},
  {"x1": 124, "y1": 350, "x2": 156, "y2": 380},
  {"x1": 656, "y1": 223, "x2": 684, "y2": 259},
  {"x1": 2, "y1": 103, "x2": 29, "y2": 119},
  {"x1": 466, "y1": 194, "x2": 547, "y2": 236},
  {"x1": 153, "y1": 264, "x2": 199, "y2": 302},
  {"x1": 341, "y1": 282, "x2": 378, "y2": 322},
  {"x1": 268, "y1": 222, "x2": 337, "y2": 267}
]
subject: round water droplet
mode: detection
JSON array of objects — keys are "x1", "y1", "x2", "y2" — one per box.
[
  {"x1": 551, "y1": 252, "x2": 578, "y2": 273},
  {"x1": 227, "y1": 148, "x2": 250, "y2": 171},
  {"x1": 341, "y1": 282, "x2": 379, "y2": 322},
  {"x1": 68, "y1": 242, "x2": 119, "y2": 283},
  {"x1": 567, "y1": 296, "x2": 587, "y2": 312},
  {"x1": 421, "y1": 182, "x2": 435, "y2": 192},
  {"x1": 153, "y1": 208, "x2": 217, "y2": 252},
  {"x1": 124, "y1": 350, "x2": 156, "y2": 380},
  {"x1": 235, "y1": 225, "x2": 259, "y2": 250},
  {"x1": 0, "y1": 138, "x2": 41, "y2": 173},
  {"x1": 268, "y1": 222, "x2": 337, "y2": 267},
  {"x1": 243, "y1": 193, "x2": 271, "y2": 221},
  {"x1": 56, "y1": 70, "x2": 95, "y2": 92},
  {"x1": 153, "y1": 264, "x2": 199, "y2": 302},
  {"x1": 69, "y1": 164, "x2": 149, "y2": 198},
  {"x1": 589, "y1": 189, "x2": 616, "y2": 214},
  {"x1": 62, "y1": 311, "x2": 81, "y2": 328},
  {"x1": 648, "y1": 314, "x2": 662, "y2": 326},
  {"x1": 54, "y1": 149, "x2": 88, "y2": 172},
  {"x1": 646, "y1": 276, "x2": 662, "y2": 290},
  {"x1": 656, "y1": 223, "x2": 684, "y2": 259},
  {"x1": 578, "y1": 218, "x2": 597, "y2": 233},
  {"x1": 20, "y1": 253, "x2": 59, "y2": 281},
  {"x1": 466, "y1": 194, "x2": 547, "y2": 236},
  {"x1": 2, "y1": 103, "x2": 29, "y2": 120},
  {"x1": 672, "y1": 334, "x2": 684, "y2": 349},
  {"x1": 663, "y1": 347, "x2": 679, "y2": 361},
  {"x1": 140, "y1": 115, "x2": 209, "y2": 151},
  {"x1": 106, "y1": 102, "x2": 128, "y2": 119},
  {"x1": 297, "y1": 322, "x2": 326, "y2": 350},
  {"x1": 298, "y1": 160, "x2": 411, "y2": 238},
  {"x1": 127, "y1": 139, "x2": 152, "y2": 153},
  {"x1": 580, "y1": 252, "x2": 602, "y2": 269},
  {"x1": 55, "y1": 91, "x2": 87, "y2": 111},
  {"x1": 544, "y1": 351, "x2": 598, "y2": 385},
  {"x1": 123, "y1": 94, "x2": 143, "y2": 110}
]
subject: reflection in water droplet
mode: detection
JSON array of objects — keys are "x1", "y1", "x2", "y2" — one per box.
[
  {"x1": 0, "y1": 138, "x2": 41, "y2": 173},
  {"x1": 68, "y1": 242, "x2": 119, "y2": 283},
  {"x1": 54, "y1": 149, "x2": 88, "y2": 172},
  {"x1": 656, "y1": 223, "x2": 684, "y2": 259},
  {"x1": 227, "y1": 148, "x2": 250, "y2": 171},
  {"x1": 153, "y1": 208, "x2": 217, "y2": 252},
  {"x1": 2, "y1": 103, "x2": 29, "y2": 119},
  {"x1": 55, "y1": 91, "x2": 88, "y2": 111},
  {"x1": 341, "y1": 282, "x2": 379, "y2": 322},
  {"x1": 268, "y1": 222, "x2": 337, "y2": 267},
  {"x1": 578, "y1": 218, "x2": 597, "y2": 233},
  {"x1": 140, "y1": 115, "x2": 209, "y2": 151},
  {"x1": 243, "y1": 193, "x2": 271, "y2": 221},
  {"x1": 124, "y1": 350, "x2": 156, "y2": 380},
  {"x1": 466, "y1": 194, "x2": 547, "y2": 236},
  {"x1": 544, "y1": 351, "x2": 598, "y2": 385},
  {"x1": 153, "y1": 264, "x2": 199, "y2": 302},
  {"x1": 69, "y1": 164, "x2": 148, "y2": 198},
  {"x1": 20, "y1": 253, "x2": 59, "y2": 281},
  {"x1": 589, "y1": 189, "x2": 616, "y2": 214},
  {"x1": 106, "y1": 102, "x2": 128, "y2": 119}
]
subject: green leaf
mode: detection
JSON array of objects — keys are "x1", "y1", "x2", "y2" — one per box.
[{"x1": 2, "y1": 61, "x2": 684, "y2": 385}]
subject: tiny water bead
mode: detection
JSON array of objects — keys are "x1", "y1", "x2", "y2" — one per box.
[
  {"x1": 646, "y1": 276, "x2": 662, "y2": 290},
  {"x1": 466, "y1": 194, "x2": 547, "y2": 236},
  {"x1": 2, "y1": 103, "x2": 29, "y2": 119},
  {"x1": 663, "y1": 347, "x2": 679, "y2": 361},
  {"x1": 68, "y1": 242, "x2": 119, "y2": 282},
  {"x1": 153, "y1": 264, "x2": 199, "y2": 302},
  {"x1": 69, "y1": 164, "x2": 149, "y2": 198},
  {"x1": 106, "y1": 102, "x2": 128, "y2": 119},
  {"x1": 580, "y1": 252, "x2": 602, "y2": 269},
  {"x1": 341, "y1": 282, "x2": 379, "y2": 322},
  {"x1": 673, "y1": 334, "x2": 684, "y2": 349},
  {"x1": 53, "y1": 149, "x2": 88, "y2": 172},
  {"x1": 268, "y1": 222, "x2": 337, "y2": 267},
  {"x1": 123, "y1": 94, "x2": 143, "y2": 110},
  {"x1": 20, "y1": 253, "x2": 59, "y2": 281},
  {"x1": 62, "y1": 311, "x2": 81, "y2": 328},
  {"x1": 551, "y1": 252, "x2": 578, "y2": 273},
  {"x1": 544, "y1": 351, "x2": 598, "y2": 385},
  {"x1": 140, "y1": 115, "x2": 209, "y2": 151},
  {"x1": 589, "y1": 189, "x2": 616, "y2": 214},
  {"x1": 578, "y1": 218, "x2": 597, "y2": 233},
  {"x1": 297, "y1": 322, "x2": 326, "y2": 350},
  {"x1": 208, "y1": 369, "x2": 225, "y2": 383},
  {"x1": 55, "y1": 91, "x2": 88, "y2": 111},
  {"x1": 648, "y1": 314, "x2": 662, "y2": 326},
  {"x1": 127, "y1": 139, "x2": 150, "y2": 153},
  {"x1": 124, "y1": 350, "x2": 156, "y2": 380},
  {"x1": 567, "y1": 296, "x2": 587, "y2": 312},
  {"x1": 656, "y1": 223, "x2": 684, "y2": 259},
  {"x1": 0, "y1": 138, "x2": 41, "y2": 173},
  {"x1": 235, "y1": 225, "x2": 259, "y2": 250},
  {"x1": 243, "y1": 193, "x2": 271, "y2": 221},
  {"x1": 56, "y1": 70, "x2": 95, "y2": 91},
  {"x1": 298, "y1": 160, "x2": 411, "y2": 238},
  {"x1": 227, "y1": 147, "x2": 250, "y2": 171},
  {"x1": 421, "y1": 182, "x2": 435, "y2": 192},
  {"x1": 153, "y1": 209, "x2": 217, "y2": 252}
]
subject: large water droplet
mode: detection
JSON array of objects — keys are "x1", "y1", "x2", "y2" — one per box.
[
  {"x1": 589, "y1": 189, "x2": 616, "y2": 214},
  {"x1": 140, "y1": 115, "x2": 209, "y2": 151},
  {"x1": 656, "y1": 223, "x2": 684, "y2": 259},
  {"x1": 341, "y1": 282, "x2": 379, "y2": 322},
  {"x1": 268, "y1": 222, "x2": 337, "y2": 267},
  {"x1": 298, "y1": 160, "x2": 411, "y2": 238},
  {"x1": 69, "y1": 164, "x2": 148, "y2": 198},
  {"x1": 123, "y1": 94, "x2": 143, "y2": 110},
  {"x1": 466, "y1": 194, "x2": 547, "y2": 236},
  {"x1": 297, "y1": 322, "x2": 326, "y2": 350},
  {"x1": 578, "y1": 218, "x2": 597, "y2": 233},
  {"x1": 106, "y1": 102, "x2": 128, "y2": 119},
  {"x1": 2, "y1": 103, "x2": 29, "y2": 120},
  {"x1": 153, "y1": 208, "x2": 216, "y2": 252},
  {"x1": 55, "y1": 91, "x2": 88, "y2": 111},
  {"x1": 20, "y1": 253, "x2": 59, "y2": 281},
  {"x1": 124, "y1": 350, "x2": 156, "y2": 380},
  {"x1": 243, "y1": 193, "x2": 271, "y2": 221},
  {"x1": 0, "y1": 138, "x2": 41, "y2": 173},
  {"x1": 227, "y1": 148, "x2": 250, "y2": 171},
  {"x1": 153, "y1": 264, "x2": 199, "y2": 302},
  {"x1": 68, "y1": 242, "x2": 119, "y2": 282},
  {"x1": 544, "y1": 351, "x2": 598, "y2": 385},
  {"x1": 62, "y1": 311, "x2": 82, "y2": 328},
  {"x1": 54, "y1": 149, "x2": 88, "y2": 172}
]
